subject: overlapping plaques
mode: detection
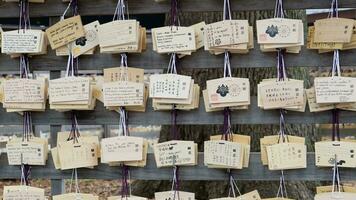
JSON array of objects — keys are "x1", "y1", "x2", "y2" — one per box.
[
  {"x1": 203, "y1": 77, "x2": 250, "y2": 111},
  {"x1": 308, "y1": 18, "x2": 356, "y2": 52},
  {"x1": 256, "y1": 18, "x2": 304, "y2": 53},
  {"x1": 153, "y1": 140, "x2": 198, "y2": 167},
  {"x1": 98, "y1": 20, "x2": 146, "y2": 54},
  {"x1": 260, "y1": 135, "x2": 305, "y2": 166},
  {"x1": 101, "y1": 136, "x2": 148, "y2": 167},
  {"x1": 6, "y1": 136, "x2": 48, "y2": 165},
  {"x1": 3, "y1": 0, "x2": 44, "y2": 2},
  {"x1": 3, "y1": 185, "x2": 45, "y2": 200},
  {"x1": 211, "y1": 190, "x2": 262, "y2": 200},
  {"x1": 56, "y1": 21, "x2": 100, "y2": 58},
  {"x1": 314, "y1": 76, "x2": 356, "y2": 104},
  {"x1": 266, "y1": 142, "x2": 307, "y2": 170},
  {"x1": 315, "y1": 141, "x2": 356, "y2": 168},
  {"x1": 1, "y1": 29, "x2": 47, "y2": 55},
  {"x1": 204, "y1": 134, "x2": 251, "y2": 169},
  {"x1": 258, "y1": 79, "x2": 306, "y2": 111},
  {"x1": 149, "y1": 74, "x2": 200, "y2": 111},
  {"x1": 315, "y1": 185, "x2": 356, "y2": 200},
  {"x1": 2, "y1": 78, "x2": 47, "y2": 112},
  {"x1": 204, "y1": 20, "x2": 254, "y2": 54},
  {"x1": 46, "y1": 15, "x2": 85, "y2": 50},
  {"x1": 53, "y1": 193, "x2": 99, "y2": 200},
  {"x1": 49, "y1": 76, "x2": 96, "y2": 111},
  {"x1": 51, "y1": 131, "x2": 100, "y2": 170},
  {"x1": 102, "y1": 67, "x2": 147, "y2": 110}
]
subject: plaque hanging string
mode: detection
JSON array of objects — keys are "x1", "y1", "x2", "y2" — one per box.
[
  {"x1": 227, "y1": 174, "x2": 242, "y2": 198},
  {"x1": 18, "y1": 0, "x2": 32, "y2": 186},
  {"x1": 332, "y1": 154, "x2": 342, "y2": 196},
  {"x1": 69, "y1": 168, "x2": 81, "y2": 197}
]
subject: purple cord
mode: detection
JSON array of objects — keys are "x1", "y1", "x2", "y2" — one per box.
[{"x1": 171, "y1": 106, "x2": 178, "y2": 140}]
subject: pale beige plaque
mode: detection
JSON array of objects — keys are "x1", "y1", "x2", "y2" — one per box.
[
  {"x1": 267, "y1": 143, "x2": 307, "y2": 170},
  {"x1": 314, "y1": 192, "x2": 356, "y2": 200},
  {"x1": 154, "y1": 140, "x2": 197, "y2": 167},
  {"x1": 207, "y1": 77, "x2": 250, "y2": 104},
  {"x1": 257, "y1": 18, "x2": 300, "y2": 44},
  {"x1": 1, "y1": 29, "x2": 45, "y2": 54},
  {"x1": 314, "y1": 77, "x2": 356, "y2": 103},
  {"x1": 103, "y1": 67, "x2": 144, "y2": 83},
  {"x1": 155, "y1": 191, "x2": 195, "y2": 200},
  {"x1": 149, "y1": 74, "x2": 192, "y2": 99},
  {"x1": 204, "y1": 140, "x2": 244, "y2": 169},
  {"x1": 3, "y1": 79, "x2": 45, "y2": 103},
  {"x1": 314, "y1": 18, "x2": 354, "y2": 43},
  {"x1": 103, "y1": 81, "x2": 144, "y2": 107},
  {"x1": 46, "y1": 15, "x2": 85, "y2": 49},
  {"x1": 3, "y1": 186, "x2": 45, "y2": 200},
  {"x1": 315, "y1": 141, "x2": 356, "y2": 168},
  {"x1": 49, "y1": 77, "x2": 91, "y2": 104},
  {"x1": 101, "y1": 136, "x2": 144, "y2": 163}
]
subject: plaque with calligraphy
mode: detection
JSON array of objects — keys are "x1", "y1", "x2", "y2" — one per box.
[
  {"x1": 266, "y1": 143, "x2": 307, "y2": 170},
  {"x1": 53, "y1": 193, "x2": 99, "y2": 200},
  {"x1": 3, "y1": 79, "x2": 45, "y2": 103},
  {"x1": 3, "y1": 186, "x2": 45, "y2": 200},
  {"x1": 57, "y1": 141, "x2": 98, "y2": 170},
  {"x1": 149, "y1": 74, "x2": 192, "y2": 99},
  {"x1": 204, "y1": 20, "x2": 249, "y2": 48},
  {"x1": 314, "y1": 77, "x2": 356, "y2": 103},
  {"x1": 258, "y1": 79, "x2": 304, "y2": 109},
  {"x1": 306, "y1": 87, "x2": 335, "y2": 112},
  {"x1": 211, "y1": 190, "x2": 262, "y2": 200},
  {"x1": 103, "y1": 67, "x2": 144, "y2": 83},
  {"x1": 154, "y1": 140, "x2": 197, "y2": 167},
  {"x1": 98, "y1": 20, "x2": 139, "y2": 48},
  {"x1": 314, "y1": 18, "x2": 354, "y2": 43},
  {"x1": 1, "y1": 29, "x2": 45, "y2": 54},
  {"x1": 315, "y1": 141, "x2": 356, "y2": 168},
  {"x1": 101, "y1": 136, "x2": 144, "y2": 163},
  {"x1": 103, "y1": 81, "x2": 144, "y2": 107},
  {"x1": 49, "y1": 77, "x2": 91, "y2": 104},
  {"x1": 152, "y1": 26, "x2": 196, "y2": 53},
  {"x1": 204, "y1": 140, "x2": 244, "y2": 169},
  {"x1": 45, "y1": 15, "x2": 85, "y2": 49}
]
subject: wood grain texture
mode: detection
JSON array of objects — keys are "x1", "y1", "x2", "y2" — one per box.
[
  {"x1": 0, "y1": 99, "x2": 352, "y2": 125},
  {"x1": 1, "y1": 42, "x2": 355, "y2": 71},
  {"x1": 0, "y1": 0, "x2": 355, "y2": 17},
  {"x1": 0, "y1": 153, "x2": 350, "y2": 181}
]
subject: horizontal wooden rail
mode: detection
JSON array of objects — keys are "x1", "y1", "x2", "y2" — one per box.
[
  {"x1": 1, "y1": 42, "x2": 355, "y2": 70},
  {"x1": 0, "y1": 0, "x2": 355, "y2": 17},
  {"x1": 0, "y1": 99, "x2": 352, "y2": 125},
  {"x1": 0, "y1": 153, "x2": 351, "y2": 181}
]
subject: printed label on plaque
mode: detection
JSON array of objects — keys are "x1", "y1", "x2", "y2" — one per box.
[
  {"x1": 1, "y1": 29, "x2": 43, "y2": 54},
  {"x1": 256, "y1": 18, "x2": 300, "y2": 44},
  {"x1": 3, "y1": 186, "x2": 45, "y2": 200},
  {"x1": 204, "y1": 20, "x2": 249, "y2": 48},
  {"x1": 314, "y1": 77, "x2": 356, "y2": 103},
  {"x1": 155, "y1": 191, "x2": 195, "y2": 200},
  {"x1": 6, "y1": 141, "x2": 46, "y2": 165},
  {"x1": 314, "y1": 18, "x2": 354, "y2": 43},
  {"x1": 103, "y1": 81, "x2": 144, "y2": 107},
  {"x1": 154, "y1": 140, "x2": 196, "y2": 167},
  {"x1": 152, "y1": 26, "x2": 196, "y2": 53},
  {"x1": 204, "y1": 140, "x2": 244, "y2": 169},
  {"x1": 149, "y1": 74, "x2": 192, "y2": 99},
  {"x1": 45, "y1": 15, "x2": 85, "y2": 49},
  {"x1": 266, "y1": 143, "x2": 307, "y2": 170},
  {"x1": 49, "y1": 77, "x2": 90, "y2": 103},
  {"x1": 207, "y1": 77, "x2": 250, "y2": 104},
  {"x1": 57, "y1": 141, "x2": 98, "y2": 170},
  {"x1": 315, "y1": 192, "x2": 356, "y2": 200},
  {"x1": 101, "y1": 136, "x2": 144, "y2": 163},
  {"x1": 259, "y1": 80, "x2": 304, "y2": 109},
  {"x1": 315, "y1": 141, "x2": 356, "y2": 168},
  {"x1": 4, "y1": 79, "x2": 45, "y2": 103}
]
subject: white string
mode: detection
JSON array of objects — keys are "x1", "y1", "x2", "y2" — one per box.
[
  {"x1": 223, "y1": 0, "x2": 232, "y2": 21},
  {"x1": 228, "y1": 175, "x2": 242, "y2": 198},
  {"x1": 119, "y1": 108, "x2": 128, "y2": 136},
  {"x1": 276, "y1": 170, "x2": 288, "y2": 198},
  {"x1": 120, "y1": 54, "x2": 129, "y2": 81},
  {"x1": 331, "y1": 50, "x2": 341, "y2": 77},
  {"x1": 167, "y1": 53, "x2": 177, "y2": 74},
  {"x1": 274, "y1": 0, "x2": 284, "y2": 18},
  {"x1": 332, "y1": 155, "x2": 341, "y2": 195},
  {"x1": 113, "y1": 0, "x2": 126, "y2": 21},
  {"x1": 328, "y1": 0, "x2": 339, "y2": 18},
  {"x1": 223, "y1": 51, "x2": 232, "y2": 78},
  {"x1": 61, "y1": 0, "x2": 72, "y2": 21}
]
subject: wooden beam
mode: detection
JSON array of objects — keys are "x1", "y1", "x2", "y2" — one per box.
[
  {"x1": 0, "y1": 153, "x2": 350, "y2": 181},
  {"x1": 0, "y1": 0, "x2": 355, "y2": 17},
  {"x1": 0, "y1": 42, "x2": 355, "y2": 71},
  {"x1": 0, "y1": 99, "x2": 351, "y2": 125}
]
